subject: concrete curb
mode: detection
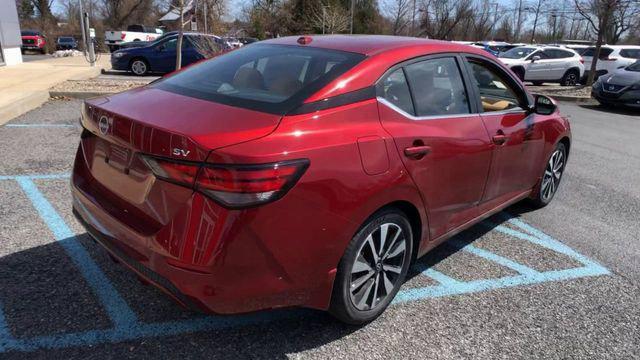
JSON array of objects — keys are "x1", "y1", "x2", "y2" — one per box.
[
  {"x1": 0, "y1": 91, "x2": 50, "y2": 126},
  {"x1": 49, "y1": 91, "x2": 115, "y2": 99}
]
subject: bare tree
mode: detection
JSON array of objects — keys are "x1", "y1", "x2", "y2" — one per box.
[
  {"x1": 309, "y1": 3, "x2": 349, "y2": 34},
  {"x1": 419, "y1": 0, "x2": 473, "y2": 40},
  {"x1": 383, "y1": 0, "x2": 412, "y2": 35},
  {"x1": 574, "y1": 0, "x2": 622, "y2": 85},
  {"x1": 607, "y1": 0, "x2": 640, "y2": 43},
  {"x1": 529, "y1": 0, "x2": 544, "y2": 42}
]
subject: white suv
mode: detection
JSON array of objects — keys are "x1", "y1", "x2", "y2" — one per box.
[
  {"x1": 498, "y1": 46, "x2": 585, "y2": 86},
  {"x1": 582, "y1": 45, "x2": 640, "y2": 80}
]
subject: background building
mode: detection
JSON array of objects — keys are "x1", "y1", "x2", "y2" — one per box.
[{"x1": 0, "y1": 0, "x2": 24, "y2": 66}]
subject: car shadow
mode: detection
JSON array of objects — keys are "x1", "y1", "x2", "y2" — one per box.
[
  {"x1": 579, "y1": 103, "x2": 640, "y2": 116},
  {"x1": 0, "y1": 205, "x2": 530, "y2": 359}
]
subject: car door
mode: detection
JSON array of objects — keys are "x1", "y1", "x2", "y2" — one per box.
[
  {"x1": 524, "y1": 50, "x2": 550, "y2": 80},
  {"x1": 545, "y1": 49, "x2": 569, "y2": 79},
  {"x1": 153, "y1": 37, "x2": 178, "y2": 72},
  {"x1": 376, "y1": 55, "x2": 493, "y2": 240},
  {"x1": 181, "y1": 36, "x2": 204, "y2": 67},
  {"x1": 463, "y1": 56, "x2": 545, "y2": 207}
]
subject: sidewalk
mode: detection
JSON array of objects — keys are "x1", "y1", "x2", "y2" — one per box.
[{"x1": 0, "y1": 55, "x2": 110, "y2": 125}]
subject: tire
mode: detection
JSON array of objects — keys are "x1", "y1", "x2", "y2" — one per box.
[
  {"x1": 560, "y1": 69, "x2": 579, "y2": 86},
  {"x1": 329, "y1": 208, "x2": 413, "y2": 324},
  {"x1": 129, "y1": 58, "x2": 149, "y2": 76},
  {"x1": 532, "y1": 81, "x2": 544, "y2": 86},
  {"x1": 40, "y1": 48, "x2": 46, "y2": 54},
  {"x1": 528, "y1": 142, "x2": 567, "y2": 208}
]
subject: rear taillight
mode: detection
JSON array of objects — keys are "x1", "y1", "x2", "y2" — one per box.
[
  {"x1": 579, "y1": 57, "x2": 584, "y2": 64},
  {"x1": 121, "y1": 33, "x2": 127, "y2": 40},
  {"x1": 141, "y1": 156, "x2": 309, "y2": 208}
]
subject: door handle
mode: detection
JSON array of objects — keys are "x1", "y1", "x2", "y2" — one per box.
[
  {"x1": 404, "y1": 145, "x2": 431, "y2": 159},
  {"x1": 492, "y1": 133, "x2": 509, "y2": 145}
]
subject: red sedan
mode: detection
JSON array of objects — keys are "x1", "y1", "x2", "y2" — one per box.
[{"x1": 72, "y1": 35, "x2": 570, "y2": 324}]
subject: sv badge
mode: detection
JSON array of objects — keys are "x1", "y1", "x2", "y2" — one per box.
[{"x1": 172, "y1": 148, "x2": 190, "y2": 157}]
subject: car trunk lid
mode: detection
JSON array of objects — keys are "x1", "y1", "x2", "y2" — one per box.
[{"x1": 78, "y1": 86, "x2": 282, "y2": 231}]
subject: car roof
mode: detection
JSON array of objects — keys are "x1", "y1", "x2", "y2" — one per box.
[{"x1": 261, "y1": 35, "x2": 488, "y2": 56}]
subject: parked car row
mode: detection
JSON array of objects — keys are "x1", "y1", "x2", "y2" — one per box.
[{"x1": 111, "y1": 32, "x2": 227, "y2": 76}]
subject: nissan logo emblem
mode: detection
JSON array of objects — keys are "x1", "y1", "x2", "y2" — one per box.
[{"x1": 98, "y1": 116, "x2": 110, "y2": 135}]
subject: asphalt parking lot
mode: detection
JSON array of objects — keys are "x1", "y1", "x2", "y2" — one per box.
[{"x1": 0, "y1": 99, "x2": 639, "y2": 359}]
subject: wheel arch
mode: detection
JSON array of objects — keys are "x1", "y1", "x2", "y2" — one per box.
[{"x1": 365, "y1": 200, "x2": 424, "y2": 263}]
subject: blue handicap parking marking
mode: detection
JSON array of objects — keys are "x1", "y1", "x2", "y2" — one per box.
[
  {"x1": 3, "y1": 124, "x2": 76, "y2": 128},
  {"x1": 0, "y1": 173, "x2": 611, "y2": 352}
]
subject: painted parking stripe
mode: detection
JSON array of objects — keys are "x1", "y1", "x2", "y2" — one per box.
[
  {"x1": 4, "y1": 124, "x2": 75, "y2": 128},
  {"x1": 448, "y1": 239, "x2": 540, "y2": 276},
  {"x1": 0, "y1": 173, "x2": 612, "y2": 352},
  {"x1": 14, "y1": 177, "x2": 138, "y2": 329},
  {"x1": 394, "y1": 265, "x2": 609, "y2": 303},
  {"x1": 0, "y1": 301, "x2": 16, "y2": 352},
  {"x1": 0, "y1": 173, "x2": 70, "y2": 181}
]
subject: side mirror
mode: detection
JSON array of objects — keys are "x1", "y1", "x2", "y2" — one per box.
[
  {"x1": 531, "y1": 55, "x2": 541, "y2": 63},
  {"x1": 532, "y1": 94, "x2": 557, "y2": 115}
]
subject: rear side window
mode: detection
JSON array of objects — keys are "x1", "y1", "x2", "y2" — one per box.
[
  {"x1": 582, "y1": 47, "x2": 614, "y2": 58},
  {"x1": 376, "y1": 69, "x2": 414, "y2": 115},
  {"x1": 466, "y1": 60, "x2": 522, "y2": 112},
  {"x1": 155, "y1": 44, "x2": 365, "y2": 114},
  {"x1": 547, "y1": 49, "x2": 574, "y2": 58},
  {"x1": 404, "y1": 57, "x2": 470, "y2": 116},
  {"x1": 620, "y1": 49, "x2": 640, "y2": 59}
]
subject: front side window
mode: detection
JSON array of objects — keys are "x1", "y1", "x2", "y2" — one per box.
[
  {"x1": 467, "y1": 60, "x2": 523, "y2": 112},
  {"x1": 376, "y1": 68, "x2": 414, "y2": 115},
  {"x1": 526, "y1": 50, "x2": 549, "y2": 60},
  {"x1": 155, "y1": 44, "x2": 365, "y2": 114},
  {"x1": 404, "y1": 57, "x2": 470, "y2": 116}
]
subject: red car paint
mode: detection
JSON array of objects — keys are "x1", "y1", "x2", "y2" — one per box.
[
  {"x1": 21, "y1": 31, "x2": 47, "y2": 53},
  {"x1": 72, "y1": 35, "x2": 571, "y2": 315}
]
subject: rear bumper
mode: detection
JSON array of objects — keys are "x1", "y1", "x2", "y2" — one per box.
[{"x1": 70, "y1": 142, "x2": 352, "y2": 314}]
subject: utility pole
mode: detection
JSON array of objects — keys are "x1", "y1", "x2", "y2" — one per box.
[
  {"x1": 83, "y1": 12, "x2": 96, "y2": 66},
  {"x1": 78, "y1": 0, "x2": 87, "y2": 56},
  {"x1": 350, "y1": 0, "x2": 355, "y2": 34}
]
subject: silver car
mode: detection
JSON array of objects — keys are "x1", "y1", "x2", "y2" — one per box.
[{"x1": 591, "y1": 61, "x2": 640, "y2": 108}]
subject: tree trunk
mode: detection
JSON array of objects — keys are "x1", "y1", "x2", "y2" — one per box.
[
  {"x1": 176, "y1": 2, "x2": 184, "y2": 71},
  {"x1": 586, "y1": 6, "x2": 611, "y2": 86}
]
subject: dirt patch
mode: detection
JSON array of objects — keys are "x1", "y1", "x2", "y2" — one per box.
[{"x1": 50, "y1": 79, "x2": 153, "y2": 94}]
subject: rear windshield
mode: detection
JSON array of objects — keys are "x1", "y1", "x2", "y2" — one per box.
[
  {"x1": 58, "y1": 37, "x2": 74, "y2": 42},
  {"x1": 21, "y1": 31, "x2": 39, "y2": 36},
  {"x1": 154, "y1": 44, "x2": 366, "y2": 114}
]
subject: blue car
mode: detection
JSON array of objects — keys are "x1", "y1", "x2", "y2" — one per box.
[{"x1": 111, "y1": 33, "x2": 224, "y2": 76}]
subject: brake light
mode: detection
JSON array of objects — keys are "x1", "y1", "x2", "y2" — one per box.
[
  {"x1": 141, "y1": 156, "x2": 309, "y2": 208},
  {"x1": 579, "y1": 57, "x2": 584, "y2": 64},
  {"x1": 121, "y1": 33, "x2": 127, "y2": 40},
  {"x1": 141, "y1": 157, "x2": 199, "y2": 187}
]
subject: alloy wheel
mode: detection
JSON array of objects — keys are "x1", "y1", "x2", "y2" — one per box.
[
  {"x1": 541, "y1": 149, "x2": 564, "y2": 201},
  {"x1": 131, "y1": 60, "x2": 147, "y2": 75},
  {"x1": 565, "y1": 72, "x2": 577, "y2": 86},
  {"x1": 349, "y1": 223, "x2": 407, "y2": 311}
]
